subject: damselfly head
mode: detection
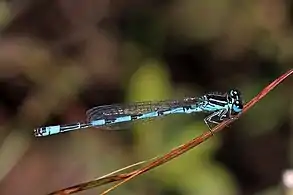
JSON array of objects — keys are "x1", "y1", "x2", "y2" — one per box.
[{"x1": 227, "y1": 89, "x2": 243, "y2": 114}]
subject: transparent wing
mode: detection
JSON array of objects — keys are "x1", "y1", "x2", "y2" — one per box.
[
  {"x1": 86, "y1": 97, "x2": 202, "y2": 130},
  {"x1": 86, "y1": 98, "x2": 201, "y2": 121}
]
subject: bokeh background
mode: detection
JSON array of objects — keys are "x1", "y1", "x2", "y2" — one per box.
[{"x1": 0, "y1": 0, "x2": 292, "y2": 195}]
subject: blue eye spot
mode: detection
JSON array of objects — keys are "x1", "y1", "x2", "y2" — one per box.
[{"x1": 233, "y1": 104, "x2": 242, "y2": 113}]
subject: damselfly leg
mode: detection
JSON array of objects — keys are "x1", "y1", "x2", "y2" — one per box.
[{"x1": 204, "y1": 108, "x2": 229, "y2": 135}]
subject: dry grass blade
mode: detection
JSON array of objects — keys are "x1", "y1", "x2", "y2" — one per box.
[
  {"x1": 47, "y1": 69, "x2": 293, "y2": 195},
  {"x1": 47, "y1": 157, "x2": 159, "y2": 195}
]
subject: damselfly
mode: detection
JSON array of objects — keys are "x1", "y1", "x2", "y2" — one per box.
[{"x1": 34, "y1": 89, "x2": 243, "y2": 137}]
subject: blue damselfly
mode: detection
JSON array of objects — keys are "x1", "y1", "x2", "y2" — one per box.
[{"x1": 34, "y1": 89, "x2": 243, "y2": 137}]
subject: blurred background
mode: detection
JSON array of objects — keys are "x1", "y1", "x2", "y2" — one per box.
[{"x1": 0, "y1": 0, "x2": 292, "y2": 195}]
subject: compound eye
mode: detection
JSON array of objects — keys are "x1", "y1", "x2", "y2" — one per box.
[
  {"x1": 232, "y1": 100, "x2": 243, "y2": 113},
  {"x1": 230, "y1": 89, "x2": 238, "y2": 97},
  {"x1": 236, "y1": 100, "x2": 242, "y2": 106}
]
